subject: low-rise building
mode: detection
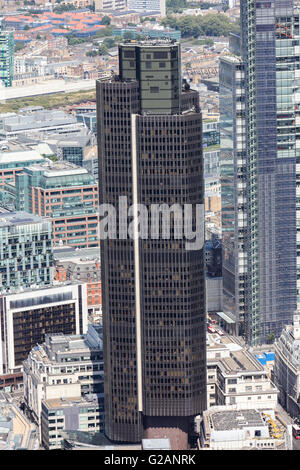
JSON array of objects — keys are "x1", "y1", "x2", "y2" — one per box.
[
  {"x1": 0, "y1": 108, "x2": 84, "y2": 140},
  {"x1": 0, "y1": 392, "x2": 39, "y2": 450},
  {"x1": 199, "y1": 406, "x2": 285, "y2": 450},
  {"x1": 23, "y1": 324, "x2": 103, "y2": 429},
  {"x1": 206, "y1": 333, "x2": 279, "y2": 409},
  {"x1": 41, "y1": 393, "x2": 104, "y2": 450},
  {"x1": 53, "y1": 246, "x2": 101, "y2": 316}
]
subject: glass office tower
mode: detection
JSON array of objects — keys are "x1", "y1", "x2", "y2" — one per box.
[
  {"x1": 0, "y1": 21, "x2": 14, "y2": 88},
  {"x1": 220, "y1": 0, "x2": 298, "y2": 345},
  {"x1": 97, "y1": 40, "x2": 206, "y2": 448}
]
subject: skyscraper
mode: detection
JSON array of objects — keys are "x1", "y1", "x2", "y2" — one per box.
[
  {"x1": 220, "y1": 0, "x2": 298, "y2": 345},
  {"x1": 96, "y1": 40, "x2": 206, "y2": 449}
]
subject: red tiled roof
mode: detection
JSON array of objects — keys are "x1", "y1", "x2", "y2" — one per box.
[{"x1": 51, "y1": 28, "x2": 70, "y2": 33}]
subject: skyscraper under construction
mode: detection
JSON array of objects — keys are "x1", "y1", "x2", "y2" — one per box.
[{"x1": 96, "y1": 39, "x2": 206, "y2": 449}]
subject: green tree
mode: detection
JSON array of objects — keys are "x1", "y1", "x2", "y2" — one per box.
[
  {"x1": 103, "y1": 37, "x2": 115, "y2": 48},
  {"x1": 166, "y1": 0, "x2": 187, "y2": 14},
  {"x1": 98, "y1": 44, "x2": 108, "y2": 55},
  {"x1": 86, "y1": 50, "x2": 98, "y2": 57},
  {"x1": 123, "y1": 31, "x2": 134, "y2": 40},
  {"x1": 15, "y1": 42, "x2": 26, "y2": 52},
  {"x1": 100, "y1": 15, "x2": 111, "y2": 26},
  {"x1": 161, "y1": 13, "x2": 239, "y2": 38}
]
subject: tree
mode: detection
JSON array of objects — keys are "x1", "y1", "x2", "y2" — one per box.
[
  {"x1": 166, "y1": 0, "x2": 187, "y2": 14},
  {"x1": 103, "y1": 37, "x2": 115, "y2": 49},
  {"x1": 15, "y1": 42, "x2": 26, "y2": 52},
  {"x1": 123, "y1": 31, "x2": 134, "y2": 40},
  {"x1": 86, "y1": 50, "x2": 98, "y2": 57},
  {"x1": 101, "y1": 16, "x2": 111, "y2": 26},
  {"x1": 161, "y1": 13, "x2": 239, "y2": 38},
  {"x1": 267, "y1": 332, "x2": 275, "y2": 344},
  {"x1": 98, "y1": 44, "x2": 108, "y2": 56}
]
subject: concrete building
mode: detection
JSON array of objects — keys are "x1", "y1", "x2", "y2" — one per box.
[
  {"x1": 23, "y1": 324, "x2": 103, "y2": 429},
  {"x1": 274, "y1": 313, "x2": 300, "y2": 418},
  {"x1": 0, "y1": 283, "x2": 88, "y2": 376},
  {"x1": 41, "y1": 393, "x2": 104, "y2": 450},
  {"x1": 200, "y1": 406, "x2": 285, "y2": 450},
  {"x1": 127, "y1": 0, "x2": 166, "y2": 16},
  {"x1": 206, "y1": 333, "x2": 279, "y2": 410},
  {"x1": 56, "y1": 134, "x2": 94, "y2": 167},
  {"x1": 0, "y1": 108, "x2": 85, "y2": 140},
  {"x1": 0, "y1": 211, "x2": 53, "y2": 294},
  {"x1": 53, "y1": 246, "x2": 101, "y2": 316},
  {"x1": 95, "y1": 0, "x2": 127, "y2": 10},
  {"x1": 0, "y1": 392, "x2": 39, "y2": 450}
]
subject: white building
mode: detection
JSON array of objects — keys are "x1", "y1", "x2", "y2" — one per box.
[
  {"x1": 127, "y1": 0, "x2": 166, "y2": 16},
  {"x1": 206, "y1": 333, "x2": 279, "y2": 409},
  {"x1": 94, "y1": 0, "x2": 127, "y2": 10},
  {"x1": 23, "y1": 323, "x2": 103, "y2": 431},
  {"x1": 200, "y1": 406, "x2": 285, "y2": 450},
  {"x1": 0, "y1": 283, "x2": 88, "y2": 375}
]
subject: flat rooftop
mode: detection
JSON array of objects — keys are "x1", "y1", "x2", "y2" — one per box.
[
  {"x1": 0, "y1": 149, "x2": 44, "y2": 165},
  {"x1": 121, "y1": 38, "x2": 179, "y2": 47},
  {"x1": 53, "y1": 246, "x2": 100, "y2": 262},
  {"x1": 211, "y1": 409, "x2": 265, "y2": 431},
  {"x1": 43, "y1": 396, "x2": 96, "y2": 410},
  {"x1": 0, "y1": 211, "x2": 47, "y2": 227},
  {"x1": 27, "y1": 160, "x2": 88, "y2": 176},
  {"x1": 207, "y1": 334, "x2": 263, "y2": 373}
]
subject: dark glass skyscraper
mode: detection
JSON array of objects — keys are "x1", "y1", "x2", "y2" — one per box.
[
  {"x1": 220, "y1": 0, "x2": 298, "y2": 345},
  {"x1": 96, "y1": 40, "x2": 206, "y2": 448}
]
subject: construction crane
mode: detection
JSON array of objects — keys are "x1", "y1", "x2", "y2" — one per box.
[{"x1": 263, "y1": 413, "x2": 283, "y2": 439}]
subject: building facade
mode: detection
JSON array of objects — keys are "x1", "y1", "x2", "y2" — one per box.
[
  {"x1": 0, "y1": 211, "x2": 53, "y2": 294},
  {"x1": 127, "y1": 0, "x2": 166, "y2": 16},
  {"x1": 23, "y1": 324, "x2": 102, "y2": 430},
  {"x1": 0, "y1": 27, "x2": 14, "y2": 87},
  {"x1": 12, "y1": 161, "x2": 99, "y2": 249},
  {"x1": 53, "y1": 246, "x2": 101, "y2": 315},
  {"x1": 41, "y1": 394, "x2": 104, "y2": 450},
  {"x1": 206, "y1": 333, "x2": 279, "y2": 409},
  {"x1": 274, "y1": 313, "x2": 300, "y2": 418},
  {"x1": 220, "y1": 0, "x2": 298, "y2": 344},
  {"x1": 97, "y1": 40, "x2": 206, "y2": 448},
  {"x1": 0, "y1": 283, "x2": 88, "y2": 375}
]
